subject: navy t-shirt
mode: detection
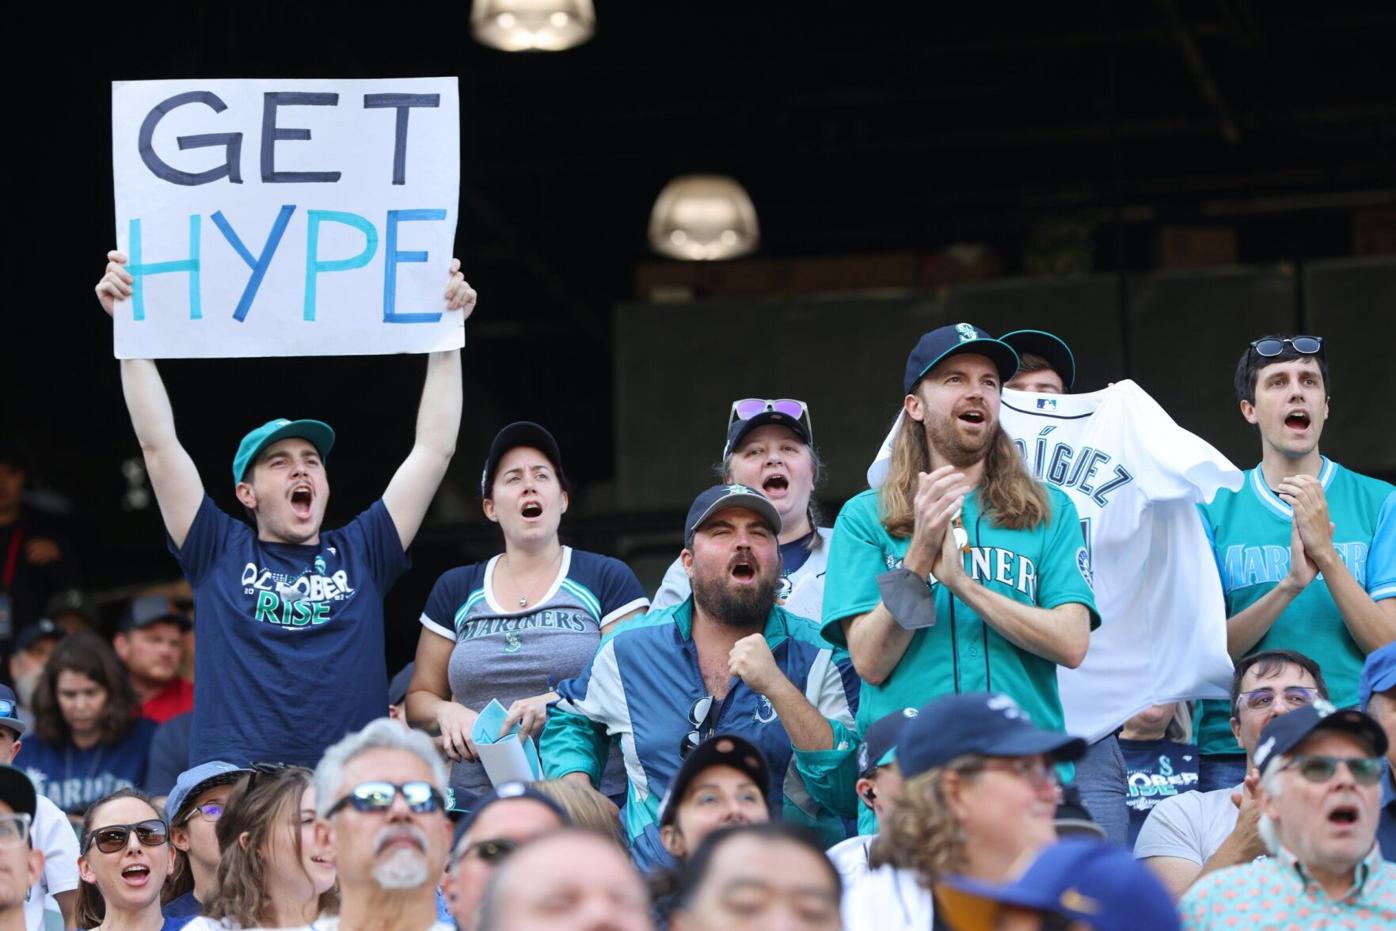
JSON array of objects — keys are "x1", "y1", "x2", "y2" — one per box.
[
  {"x1": 1119, "y1": 737, "x2": 1200, "y2": 846},
  {"x1": 161, "y1": 890, "x2": 201, "y2": 927},
  {"x1": 171, "y1": 495, "x2": 409, "y2": 767},
  {"x1": 18, "y1": 718, "x2": 157, "y2": 816},
  {"x1": 779, "y1": 531, "x2": 814, "y2": 577}
]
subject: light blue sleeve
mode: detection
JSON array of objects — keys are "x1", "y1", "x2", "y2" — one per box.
[{"x1": 1366, "y1": 490, "x2": 1396, "y2": 601}]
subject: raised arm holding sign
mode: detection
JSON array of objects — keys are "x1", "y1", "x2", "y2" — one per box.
[{"x1": 95, "y1": 78, "x2": 477, "y2": 768}]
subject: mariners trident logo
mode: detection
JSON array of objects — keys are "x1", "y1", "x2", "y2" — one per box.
[{"x1": 955, "y1": 323, "x2": 978, "y2": 342}]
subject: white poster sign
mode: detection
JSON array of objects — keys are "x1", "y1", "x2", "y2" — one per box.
[{"x1": 111, "y1": 77, "x2": 461, "y2": 358}]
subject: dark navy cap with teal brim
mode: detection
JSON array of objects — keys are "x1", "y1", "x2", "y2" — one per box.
[
  {"x1": 232, "y1": 418, "x2": 335, "y2": 488},
  {"x1": 858, "y1": 707, "x2": 918, "y2": 777},
  {"x1": 904, "y1": 323, "x2": 1019, "y2": 394},
  {"x1": 1000, "y1": 330, "x2": 1077, "y2": 389},
  {"x1": 898, "y1": 692, "x2": 1086, "y2": 779}
]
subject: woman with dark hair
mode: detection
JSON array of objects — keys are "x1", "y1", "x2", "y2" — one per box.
[
  {"x1": 650, "y1": 399, "x2": 831, "y2": 620},
  {"x1": 18, "y1": 633, "x2": 156, "y2": 822},
  {"x1": 74, "y1": 787, "x2": 176, "y2": 931},
  {"x1": 407, "y1": 422, "x2": 649, "y2": 810},
  {"x1": 180, "y1": 764, "x2": 336, "y2": 931}
]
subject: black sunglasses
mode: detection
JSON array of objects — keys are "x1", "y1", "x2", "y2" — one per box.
[
  {"x1": 326, "y1": 781, "x2": 445, "y2": 816},
  {"x1": 679, "y1": 695, "x2": 717, "y2": 760},
  {"x1": 1248, "y1": 335, "x2": 1323, "y2": 361},
  {"x1": 84, "y1": 819, "x2": 169, "y2": 854}
]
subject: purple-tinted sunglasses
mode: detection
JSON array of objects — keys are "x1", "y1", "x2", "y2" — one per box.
[{"x1": 728, "y1": 398, "x2": 812, "y2": 436}]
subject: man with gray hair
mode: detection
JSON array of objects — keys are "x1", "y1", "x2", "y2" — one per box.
[
  {"x1": 253, "y1": 719, "x2": 454, "y2": 931},
  {"x1": 1178, "y1": 702, "x2": 1396, "y2": 928}
]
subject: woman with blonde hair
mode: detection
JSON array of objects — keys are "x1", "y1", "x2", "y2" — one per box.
[
  {"x1": 74, "y1": 787, "x2": 173, "y2": 931},
  {"x1": 843, "y1": 693, "x2": 1087, "y2": 931},
  {"x1": 822, "y1": 324, "x2": 1096, "y2": 740},
  {"x1": 181, "y1": 765, "x2": 336, "y2": 931}
]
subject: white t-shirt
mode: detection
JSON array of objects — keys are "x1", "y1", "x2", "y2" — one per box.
[
  {"x1": 826, "y1": 833, "x2": 874, "y2": 886},
  {"x1": 26, "y1": 795, "x2": 79, "y2": 931},
  {"x1": 1132, "y1": 783, "x2": 1241, "y2": 865},
  {"x1": 840, "y1": 864, "x2": 933, "y2": 931},
  {"x1": 181, "y1": 918, "x2": 237, "y2": 931}
]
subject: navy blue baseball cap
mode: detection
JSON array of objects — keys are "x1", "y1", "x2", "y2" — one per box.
[
  {"x1": 938, "y1": 838, "x2": 1180, "y2": 931},
  {"x1": 858, "y1": 707, "x2": 917, "y2": 777},
  {"x1": 388, "y1": 662, "x2": 416, "y2": 707},
  {"x1": 232, "y1": 418, "x2": 335, "y2": 488},
  {"x1": 684, "y1": 484, "x2": 782, "y2": 547},
  {"x1": 897, "y1": 693, "x2": 1086, "y2": 779},
  {"x1": 659, "y1": 733, "x2": 772, "y2": 827},
  {"x1": 0, "y1": 685, "x2": 24, "y2": 739},
  {"x1": 1253, "y1": 700, "x2": 1388, "y2": 777},
  {"x1": 165, "y1": 761, "x2": 251, "y2": 822},
  {"x1": 119, "y1": 595, "x2": 192, "y2": 633},
  {"x1": 14, "y1": 619, "x2": 65, "y2": 655},
  {"x1": 1359, "y1": 642, "x2": 1396, "y2": 711},
  {"x1": 903, "y1": 323, "x2": 1019, "y2": 394},
  {"x1": 480, "y1": 421, "x2": 566, "y2": 497},
  {"x1": 452, "y1": 782, "x2": 570, "y2": 850},
  {"x1": 1000, "y1": 329, "x2": 1076, "y2": 389},
  {"x1": 0, "y1": 765, "x2": 36, "y2": 820}
]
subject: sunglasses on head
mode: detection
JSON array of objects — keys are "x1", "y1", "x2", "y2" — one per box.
[
  {"x1": 0, "y1": 700, "x2": 15, "y2": 720},
  {"x1": 1248, "y1": 335, "x2": 1323, "y2": 361},
  {"x1": 326, "y1": 781, "x2": 445, "y2": 817},
  {"x1": 1282, "y1": 754, "x2": 1382, "y2": 786},
  {"x1": 84, "y1": 819, "x2": 168, "y2": 854},
  {"x1": 728, "y1": 398, "x2": 812, "y2": 439}
]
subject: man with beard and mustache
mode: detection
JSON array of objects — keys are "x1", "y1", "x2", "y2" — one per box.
[
  {"x1": 543, "y1": 485, "x2": 859, "y2": 871},
  {"x1": 822, "y1": 323, "x2": 1098, "y2": 742},
  {"x1": 262, "y1": 719, "x2": 455, "y2": 931}
]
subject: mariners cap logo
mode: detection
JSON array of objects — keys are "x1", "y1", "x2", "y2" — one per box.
[
  {"x1": 902, "y1": 707, "x2": 918, "y2": 719},
  {"x1": 955, "y1": 322, "x2": 978, "y2": 343},
  {"x1": 1255, "y1": 735, "x2": 1277, "y2": 769},
  {"x1": 986, "y1": 694, "x2": 1025, "y2": 719},
  {"x1": 1312, "y1": 698, "x2": 1336, "y2": 718}
]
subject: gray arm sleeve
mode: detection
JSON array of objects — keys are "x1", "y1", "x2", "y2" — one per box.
[{"x1": 876, "y1": 568, "x2": 936, "y2": 630}]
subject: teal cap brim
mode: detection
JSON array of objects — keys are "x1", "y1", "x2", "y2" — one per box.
[{"x1": 232, "y1": 418, "x2": 336, "y2": 487}]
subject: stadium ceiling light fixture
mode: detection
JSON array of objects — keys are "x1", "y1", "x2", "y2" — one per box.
[
  {"x1": 648, "y1": 174, "x2": 761, "y2": 261},
  {"x1": 471, "y1": 0, "x2": 596, "y2": 52}
]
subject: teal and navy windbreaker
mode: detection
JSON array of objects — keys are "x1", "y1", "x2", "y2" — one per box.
[{"x1": 541, "y1": 597, "x2": 860, "y2": 870}]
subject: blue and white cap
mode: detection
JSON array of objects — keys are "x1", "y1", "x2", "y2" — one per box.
[
  {"x1": 1252, "y1": 700, "x2": 1388, "y2": 777},
  {"x1": 858, "y1": 707, "x2": 917, "y2": 777},
  {"x1": 898, "y1": 693, "x2": 1085, "y2": 780},
  {"x1": 165, "y1": 761, "x2": 251, "y2": 822}
]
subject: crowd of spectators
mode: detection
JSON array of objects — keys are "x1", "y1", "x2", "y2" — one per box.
[{"x1": 0, "y1": 260, "x2": 1391, "y2": 930}]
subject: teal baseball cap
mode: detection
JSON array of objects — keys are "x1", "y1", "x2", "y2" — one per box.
[{"x1": 232, "y1": 419, "x2": 335, "y2": 487}]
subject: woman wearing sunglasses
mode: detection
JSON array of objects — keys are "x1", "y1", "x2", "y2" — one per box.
[
  {"x1": 182, "y1": 764, "x2": 336, "y2": 931},
  {"x1": 407, "y1": 423, "x2": 649, "y2": 810},
  {"x1": 74, "y1": 787, "x2": 175, "y2": 931},
  {"x1": 19, "y1": 634, "x2": 156, "y2": 824},
  {"x1": 651, "y1": 399, "x2": 831, "y2": 621}
]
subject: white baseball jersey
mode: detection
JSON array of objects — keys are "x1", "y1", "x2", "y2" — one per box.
[{"x1": 998, "y1": 380, "x2": 1242, "y2": 740}]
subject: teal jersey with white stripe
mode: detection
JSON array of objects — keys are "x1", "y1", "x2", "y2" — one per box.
[
  {"x1": 821, "y1": 485, "x2": 1099, "y2": 736},
  {"x1": 1196, "y1": 458, "x2": 1396, "y2": 757}
]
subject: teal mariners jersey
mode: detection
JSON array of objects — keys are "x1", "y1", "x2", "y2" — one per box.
[
  {"x1": 821, "y1": 485, "x2": 1099, "y2": 736},
  {"x1": 1196, "y1": 457, "x2": 1396, "y2": 756}
]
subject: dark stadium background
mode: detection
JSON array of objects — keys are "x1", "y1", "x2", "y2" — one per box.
[{"x1": 3, "y1": 1, "x2": 1393, "y2": 672}]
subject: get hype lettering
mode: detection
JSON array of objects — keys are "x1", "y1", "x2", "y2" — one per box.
[{"x1": 126, "y1": 90, "x2": 446, "y2": 326}]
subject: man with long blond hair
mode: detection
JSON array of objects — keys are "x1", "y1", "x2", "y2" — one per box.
[{"x1": 821, "y1": 323, "x2": 1098, "y2": 740}]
